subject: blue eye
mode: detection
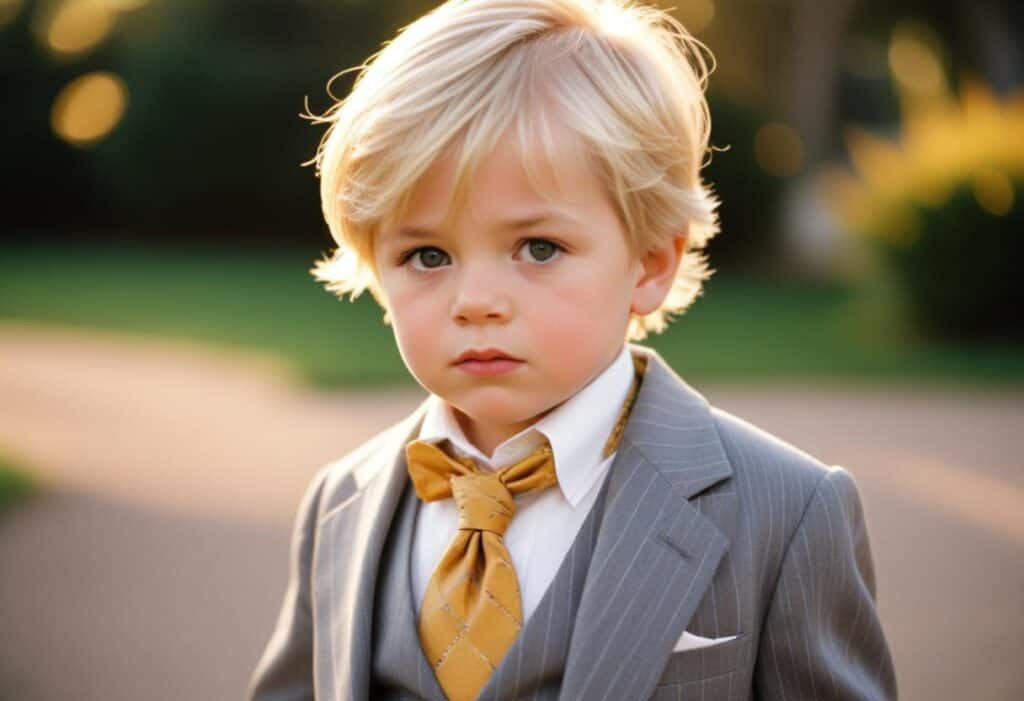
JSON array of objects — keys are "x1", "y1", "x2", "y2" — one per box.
[{"x1": 405, "y1": 247, "x2": 449, "y2": 270}]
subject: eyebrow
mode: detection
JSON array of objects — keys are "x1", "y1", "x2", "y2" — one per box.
[{"x1": 392, "y1": 214, "x2": 574, "y2": 240}]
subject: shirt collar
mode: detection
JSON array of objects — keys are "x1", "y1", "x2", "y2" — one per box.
[{"x1": 416, "y1": 344, "x2": 635, "y2": 507}]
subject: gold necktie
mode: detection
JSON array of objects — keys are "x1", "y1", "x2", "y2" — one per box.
[
  {"x1": 405, "y1": 353, "x2": 646, "y2": 701},
  {"x1": 405, "y1": 439, "x2": 555, "y2": 701}
]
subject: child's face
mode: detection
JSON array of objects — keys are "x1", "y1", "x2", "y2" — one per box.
[{"x1": 373, "y1": 132, "x2": 660, "y2": 446}]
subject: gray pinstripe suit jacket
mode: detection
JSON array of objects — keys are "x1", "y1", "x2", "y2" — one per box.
[{"x1": 249, "y1": 344, "x2": 897, "y2": 700}]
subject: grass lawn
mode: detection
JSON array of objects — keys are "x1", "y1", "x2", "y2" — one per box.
[
  {"x1": 2, "y1": 240, "x2": 1022, "y2": 388},
  {"x1": 0, "y1": 453, "x2": 37, "y2": 516}
]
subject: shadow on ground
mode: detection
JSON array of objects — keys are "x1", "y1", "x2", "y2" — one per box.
[{"x1": 0, "y1": 488, "x2": 289, "y2": 701}]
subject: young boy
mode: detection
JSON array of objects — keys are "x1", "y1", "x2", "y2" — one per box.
[{"x1": 249, "y1": 1, "x2": 897, "y2": 699}]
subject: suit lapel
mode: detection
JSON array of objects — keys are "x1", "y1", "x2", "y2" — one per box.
[
  {"x1": 313, "y1": 400, "x2": 428, "y2": 701},
  {"x1": 560, "y1": 345, "x2": 734, "y2": 701}
]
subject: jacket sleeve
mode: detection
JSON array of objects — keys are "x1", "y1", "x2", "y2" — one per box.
[
  {"x1": 753, "y1": 466, "x2": 898, "y2": 700},
  {"x1": 247, "y1": 467, "x2": 330, "y2": 701}
]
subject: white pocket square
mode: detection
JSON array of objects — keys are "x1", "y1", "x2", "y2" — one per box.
[{"x1": 673, "y1": 631, "x2": 738, "y2": 652}]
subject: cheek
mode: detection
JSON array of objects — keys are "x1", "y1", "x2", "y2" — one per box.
[
  {"x1": 540, "y1": 265, "x2": 633, "y2": 325},
  {"x1": 385, "y1": 284, "x2": 443, "y2": 372},
  {"x1": 525, "y1": 273, "x2": 630, "y2": 357}
]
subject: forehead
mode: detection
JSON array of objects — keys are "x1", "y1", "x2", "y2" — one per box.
[{"x1": 384, "y1": 122, "x2": 611, "y2": 234}]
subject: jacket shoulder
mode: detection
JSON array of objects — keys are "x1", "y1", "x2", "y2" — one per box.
[
  {"x1": 708, "y1": 405, "x2": 843, "y2": 519},
  {"x1": 707, "y1": 406, "x2": 866, "y2": 598},
  {"x1": 313, "y1": 401, "x2": 427, "y2": 514}
]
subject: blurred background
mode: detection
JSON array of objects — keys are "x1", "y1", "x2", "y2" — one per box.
[{"x1": 1, "y1": 0, "x2": 1022, "y2": 699}]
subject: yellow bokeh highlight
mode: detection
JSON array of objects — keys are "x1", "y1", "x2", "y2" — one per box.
[
  {"x1": 51, "y1": 71, "x2": 128, "y2": 146},
  {"x1": 889, "y1": 34, "x2": 943, "y2": 96},
  {"x1": 973, "y1": 168, "x2": 1014, "y2": 216},
  {"x1": 754, "y1": 122, "x2": 804, "y2": 178},
  {"x1": 823, "y1": 80, "x2": 1024, "y2": 241},
  {"x1": 46, "y1": 0, "x2": 117, "y2": 56},
  {"x1": 0, "y1": 0, "x2": 22, "y2": 27},
  {"x1": 97, "y1": 0, "x2": 150, "y2": 9},
  {"x1": 674, "y1": 0, "x2": 714, "y2": 34}
]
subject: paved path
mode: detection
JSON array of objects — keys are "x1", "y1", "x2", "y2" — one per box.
[{"x1": 1, "y1": 322, "x2": 1022, "y2": 700}]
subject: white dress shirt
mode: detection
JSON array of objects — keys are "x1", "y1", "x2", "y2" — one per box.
[{"x1": 410, "y1": 344, "x2": 635, "y2": 622}]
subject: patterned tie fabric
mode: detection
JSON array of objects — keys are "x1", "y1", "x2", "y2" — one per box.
[
  {"x1": 405, "y1": 353, "x2": 646, "y2": 701},
  {"x1": 405, "y1": 439, "x2": 555, "y2": 701}
]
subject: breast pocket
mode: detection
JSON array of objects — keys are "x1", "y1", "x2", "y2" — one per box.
[{"x1": 655, "y1": 632, "x2": 748, "y2": 687}]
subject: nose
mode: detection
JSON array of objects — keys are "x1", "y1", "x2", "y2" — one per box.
[{"x1": 450, "y1": 262, "x2": 511, "y2": 325}]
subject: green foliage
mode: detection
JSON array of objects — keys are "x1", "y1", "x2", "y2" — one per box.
[
  {"x1": 875, "y1": 180, "x2": 1024, "y2": 340},
  {"x1": 1, "y1": 0, "x2": 405, "y2": 240},
  {"x1": 0, "y1": 454, "x2": 37, "y2": 515},
  {"x1": 824, "y1": 83, "x2": 1024, "y2": 342},
  {"x1": 703, "y1": 93, "x2": 787, "y2": 270},
  {"x1": 0, "y1": 241, "x2": 404, "y2": 386}
]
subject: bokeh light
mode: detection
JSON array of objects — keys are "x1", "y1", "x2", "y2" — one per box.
[
  {"x1": 972, "y1": 168, "x2": 1015, "y2": 216},
  {"x1": 98, "y1": 0, "x2": 150, "y2": 9},
  {"x1": 0, "y1": 0, "x2": 22, "y2": 27},
  {"x1": 44, "y1": 0, "x2": 117, "y2": 56},
  {"x1": 754, "y1": 122, "x2": 804, "y2": 177},
  {"x1": 50, "y1": 71, "x2": 128, "y2": 146},
  {"x1": 889, "y1": 25, "x2": 945, "y2": 97}
]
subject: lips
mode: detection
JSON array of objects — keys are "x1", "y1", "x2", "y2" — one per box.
[
  {"x1": 453, "y1": 348, "x2": 524, "y2": 377},
  {"x1": 454, "y1": 348, "x2": 522, "y2": 364}
]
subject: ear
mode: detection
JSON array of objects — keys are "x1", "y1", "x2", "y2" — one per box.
[{"x1": 630, "y1": 231, "x2": 687, "y2": 316}]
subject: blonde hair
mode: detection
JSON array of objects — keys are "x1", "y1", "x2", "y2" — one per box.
[{"x1": 305, "y1": 0, "x2": 720, "y2": 340}]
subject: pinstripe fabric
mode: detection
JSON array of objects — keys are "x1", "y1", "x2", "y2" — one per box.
[
  {"x1": 371, "y1": 482, "x2": 447, "y2": 700},
  {"x1": 371, "y1": 462, "x2": 610, "y2": 700},
  {"x1": 248, "y1": 344, "x2": 897, "y2": 701},
  {"x1": 476, "y1": 460, "x2": 608, "y2": 701}
]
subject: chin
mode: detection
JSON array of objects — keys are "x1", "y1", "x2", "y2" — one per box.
[
  {"x1": 451, "y1": 392, "x2": 548, "y2": 426},
  {"x1": 460, "y1": 404, "x2": 535, "y2": 427}
]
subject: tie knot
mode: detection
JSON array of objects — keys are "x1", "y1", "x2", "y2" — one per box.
[
  {"x1": 451, "y1": 472, "x2": 515, "y2": 535},
  {"x1": 406, "y1": 439, "x2": 558, "y2": 510}
]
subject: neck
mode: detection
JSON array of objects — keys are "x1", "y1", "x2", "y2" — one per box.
[{"x1": 452, "y1": 406, "x2": 553, "y2": 459}]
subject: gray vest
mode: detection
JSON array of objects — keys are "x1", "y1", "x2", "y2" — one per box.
[{"x1": 371, "y1": 475, "x2": 610, "y2": 701}]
